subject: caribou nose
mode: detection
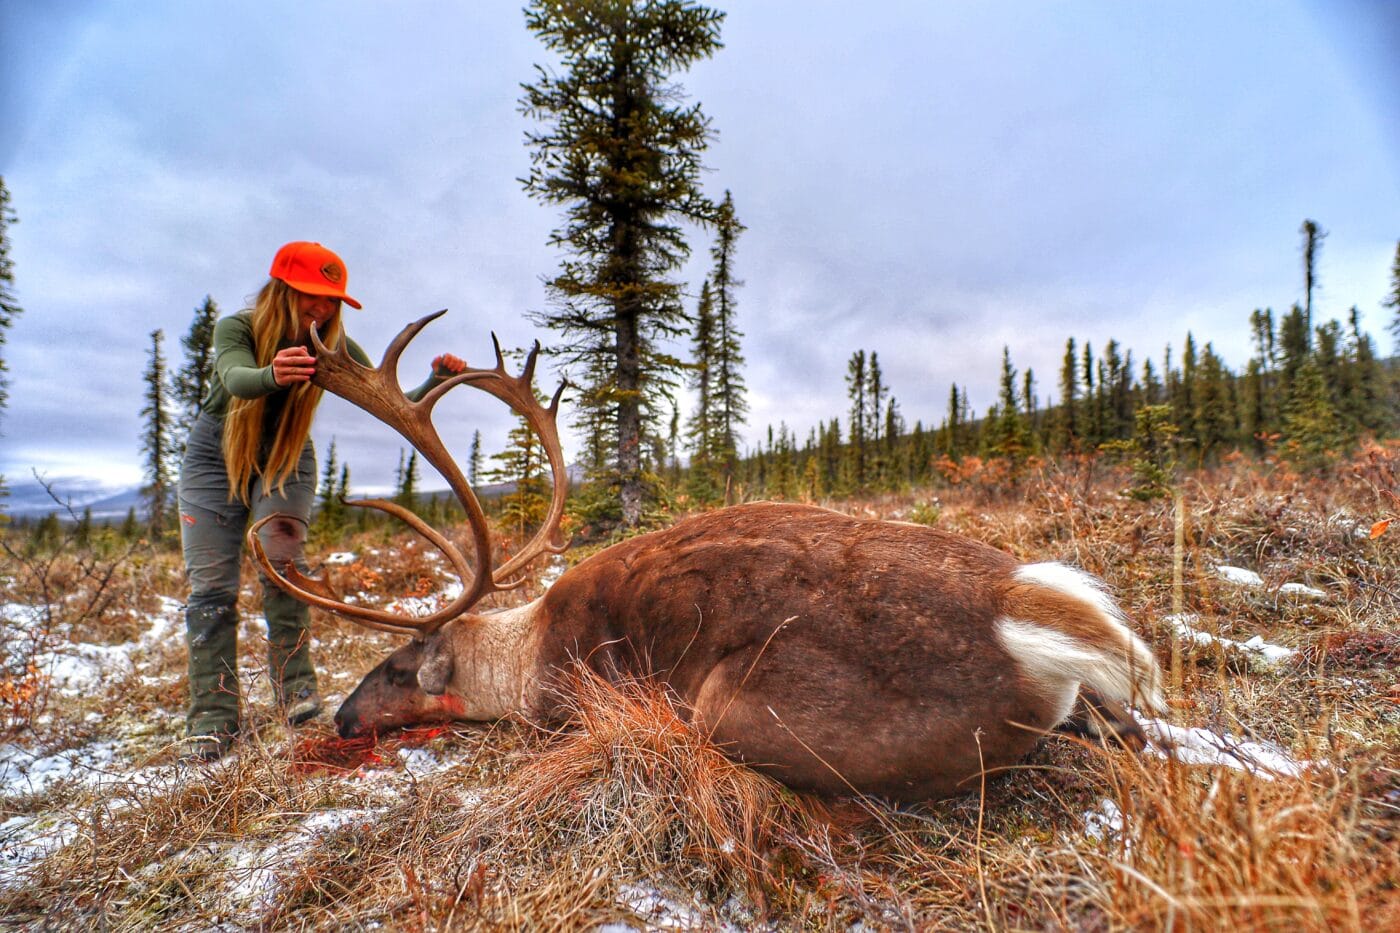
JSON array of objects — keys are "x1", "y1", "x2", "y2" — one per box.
[{"x1": 333, "y1": 704, "x2": 359, "y2": 739}]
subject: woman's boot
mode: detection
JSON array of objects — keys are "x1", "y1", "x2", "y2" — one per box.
[{"x1": 184, "y1": 603, "x2": 241, "y2": 760}]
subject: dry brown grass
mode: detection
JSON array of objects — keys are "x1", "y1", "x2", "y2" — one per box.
[{"x1": 2, "y1": 447, "x2": 1397, "y2": 928}]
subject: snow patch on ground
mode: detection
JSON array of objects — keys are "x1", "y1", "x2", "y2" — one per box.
[
  {"x1": 20, "y1": 595, "x2": 186, "y2": 699},
  {"x1": 613, "y1": 881, "x2": 740, "y2": 931},
  {"x1": 0, "y1": 815, "x2": 80, "y2": 890},
  {"x1": 1216, "y1": 565, "x2": 1264, "y2": 587},
  {"x1": 1168, "y1": 614, "x2": 1296, "y2": 667},
  {"x1": 1137, "y1": 715, "x2": 1317, "y2": 779},
  {"x1": 1083, "y1": 798, "x2": 1126, "y2": 846},
  {"x1": 0, "y1": 740, "x2": 123, "y2": 798},
  {"x1": 323, "y1": 551, "x2": 358, "y2": 565},
  {"x1": 227, "y1": 808, "x2": 377, "y2": 911},
  {"x1": 538, "y1": 555, "x2": 569, "y2": 589},
  {"x1": 1215, "y1": 566, "x2": 1327, "y2": 600},
  {"x1": 385, "y1": 580, "x2": 465, "y2": 617},
  {"x1": 1278, "y1": 581, "x2": 1327, "y2": 599}
]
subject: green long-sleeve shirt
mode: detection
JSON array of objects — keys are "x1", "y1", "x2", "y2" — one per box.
[{"x1": 201, "y1": 311, "x2": 445, "y2": 438}]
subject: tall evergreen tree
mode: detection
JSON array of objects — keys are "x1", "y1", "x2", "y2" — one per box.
[
  {"x1": 987, "y1": 347, "x2": 1029, "y2": 461},
  {"x1": 0, "y1": 178, "x2": 21, "y2": 431},
  {"x1": 1140, "y1": 357, "x2": 1163, "y2": 406},
  {"x1": 1174, "y1": 333, "x2": 1198, "y2": 456},
  {"x1": 173, "y1": 295, "x2": 220, "y2": 438},
  {"x1": 521, "y1": 0, "x2": 723, "y2": 528},
  {"x1": 710, "y1": 190, "x2": 748, "y2": 489},
  {"x1": 1081, "y1": 341, "x2": 1102, "y2": 446},
  {"x1": 396, "y1": 450, "x2": 420, "y2": 512},
  {"x1": 1021, "y1": 367, "x2": 1039, "y2": 452},
  {"x1": 1052, "y1": 337, "x2": 1079, "y2": 452},
  {"x1": 685, "y1": 279, "x2": 719, "y2": 499},
  {"x1": 1283, "y1": 355, "x2": 1341, "y2": 470},
  {"x1": 1300, "y1": 218, "x2": 1326, "y2": 329},
  {"x1": 140, "y1": 329, "x2": 176, "y2": 534},
  {"x1": 866, "y1": 351, "x2": 885, "y2": 482},
  {"x1": 1278, "y1": 304, "x2": 1311, "y2": 400},
  {"x1": 1193, "y1": 342, "x2": 1234, "y2": 459},
  {"x1": 336, "y1": 463, "x2": 352, "y2": 513},
  {"x1": 315, "y1": 438, "x2": 343, "y2": 534},
  {"x1": 845, "y1": 350, "x2": 868, "y2": 487},
  {"x1": 1385, "y1": 241, "x2": 1400, "y2": 352},
  {"x1": 1343, "y1": 305, "x2": 1386, "y2": 436},
  {"x1": 485, "y1": 412, "x2": 550, "y2": 536},
  {"x1": 0, "y1": 178, "x2": 21, "y2": 506},
  {"x1": 468, "y1": 429, "x2": 483, "y2": 488}
]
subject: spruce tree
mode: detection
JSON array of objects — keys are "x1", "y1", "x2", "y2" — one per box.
[
  {"x1": 140, "y1": 329, "x2": 176, "y2": 535},
  {"x1": 1021, "y1": 368, "x2": 1038, "y2": 452},
  {"x1": 120, "y1": 507, "x2": 139, "y2": 541},
  {"x1": 1080, "y1": 341, "x2": 1100, "y2": 447},
  {"x1": 316, "y1": 438, "x2": 342, "y2": 534},
  {"x1": 396, "y1": 450, "x2": 420, "y2": 513},
  {"x1": 469, "y1": 429, "x2": 482, "y2": 488},
  {"x1": 521, "y1": 0, "x2": 723, "y2": 528},
  {"x1": 1140, "y1": 357, "x2": 1163, "y2": 406},
  {"x1": 710, "y1": 190, "x2": 748, "y2": 488},
  {"x1": 1300, "y1": 219, "x2": 1326, "y2": 329},
  {"x1": 1104, "y1": 341, "x2": 1133, "y2": 441},
  {"x1": 1241, "y1": 359, "x2": 1268, "y2": 452},
  {"x1": 988, "y1": 347, "x2": 1029, "y2": 461},
  {"x1": 941, "y1": 384, "x2": 963, "y2": 459},
  {"x1": 1277, "y1": 304, "x2": 1311, "y2": 399},
  {"x1": 173, "y1": 295, "x2": 220, "y2": 439},
  {"x1": 0, "y1": 178, "x2": 21, "y2": 430},
  {"x1": 485, "y1": 412, "x2": 549, "y2": 536},
  {"x1": 1174, "y1": 334, "x2": 1198, "y2": 458},
  {"x1": 845, "y1": 350, "x2": 868, "y2": 487},
  {"x1": 336, "y1": 463, "x2": 351, "y2": 510},
  {"x1": 1385, "y1": 241, "x2": 1400, "y2": 352},
  {"x1": 0, "y1": 177, "x2": 21, "y2": 505},
  {"x1": 1192, "y1": 343, "x2": 1235, "y2": 459},
  {"x1": 1283, "y1": 355, "x2": 1341, "y2": 470},
  {"x1": 866, "y1": 352, "x2": 885, "y2": 483},
  {"x1": 1343, "y1": 306, "x2": 1386, "y2": 436},
  {"x1": 1248, "y1": 307, "x2": 1278, "y2": 432},
  {"x1": 1053, "y1": 337, "x2": 1078, "y2": 452},
  {"x1": 685, "y1": 279, "x2": 720, "y2": 500}
]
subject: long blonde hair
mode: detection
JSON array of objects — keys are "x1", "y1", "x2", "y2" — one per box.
[{"x1": 222, "y1": 279, "x2": 343, "y2": 503}]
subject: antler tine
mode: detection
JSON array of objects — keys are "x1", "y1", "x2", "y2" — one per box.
[
  {"x1": 248, "y1": 507, "x2": 467, "y2": 635},
  {"x1": 378, "y1": 308, "x2": 448, "y2": 375}
]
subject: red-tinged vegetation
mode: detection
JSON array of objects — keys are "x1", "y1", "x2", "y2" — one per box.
[{"x1": 290, "y1": 730, "x2": 383, "y2": 776}]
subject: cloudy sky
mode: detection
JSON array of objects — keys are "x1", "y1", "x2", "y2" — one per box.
[{"x1": 2, "y1": 0, "x2": 1397, "y2": 500}]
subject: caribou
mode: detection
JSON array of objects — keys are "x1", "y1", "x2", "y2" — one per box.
[{"x1": 252, "y1": 312, "x2": 1164, "y2": 801}]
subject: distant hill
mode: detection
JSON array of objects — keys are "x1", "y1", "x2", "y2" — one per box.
[
  {"x1": 3, "y1": 464, "x2": 589, "y2": 522},
  {"x1": 4, "y1": 476, "x2": 143, "y2": 522}
]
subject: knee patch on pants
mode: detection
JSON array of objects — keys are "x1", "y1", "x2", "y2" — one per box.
[{"x1": 256, "y1": 515, "x2": 308, "y2": 578}]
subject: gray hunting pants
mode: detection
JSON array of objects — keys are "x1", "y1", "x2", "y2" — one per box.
[{"x1": 177, "y1": 414, "x2": 319, "y2": 739}]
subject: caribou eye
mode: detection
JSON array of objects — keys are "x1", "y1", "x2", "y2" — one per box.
[{"x1": 388, "y1": 665, "x2": 418, "y2": 688}]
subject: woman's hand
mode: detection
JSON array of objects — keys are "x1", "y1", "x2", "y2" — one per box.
[
  {"x1": 272, "y1": 346, "x2": 316, "y2": 386},
  {"x1": 432, "y1": 353, "x2": 467, "y2": 378}
]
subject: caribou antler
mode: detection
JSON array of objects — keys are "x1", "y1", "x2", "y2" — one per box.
[{"x1": 249, "y1": 309, "x2": 569, "y2": 636}]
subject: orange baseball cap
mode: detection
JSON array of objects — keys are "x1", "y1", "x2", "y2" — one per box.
[{"x1": 269, "y1": 241, "x2": 362, "y2": 309}]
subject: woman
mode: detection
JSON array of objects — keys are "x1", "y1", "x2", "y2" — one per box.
[{"x1": 177, "y1": 241, "x2": 464, "y2": 761}]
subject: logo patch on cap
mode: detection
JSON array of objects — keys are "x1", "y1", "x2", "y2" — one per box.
[{"x1": 320, "y1": 262, "x2": 344, "y2": 284}]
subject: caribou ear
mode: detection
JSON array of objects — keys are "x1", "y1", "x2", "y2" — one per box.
[{"x1": 418, "y1": 638, "x2": 455, "y2": 696}]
